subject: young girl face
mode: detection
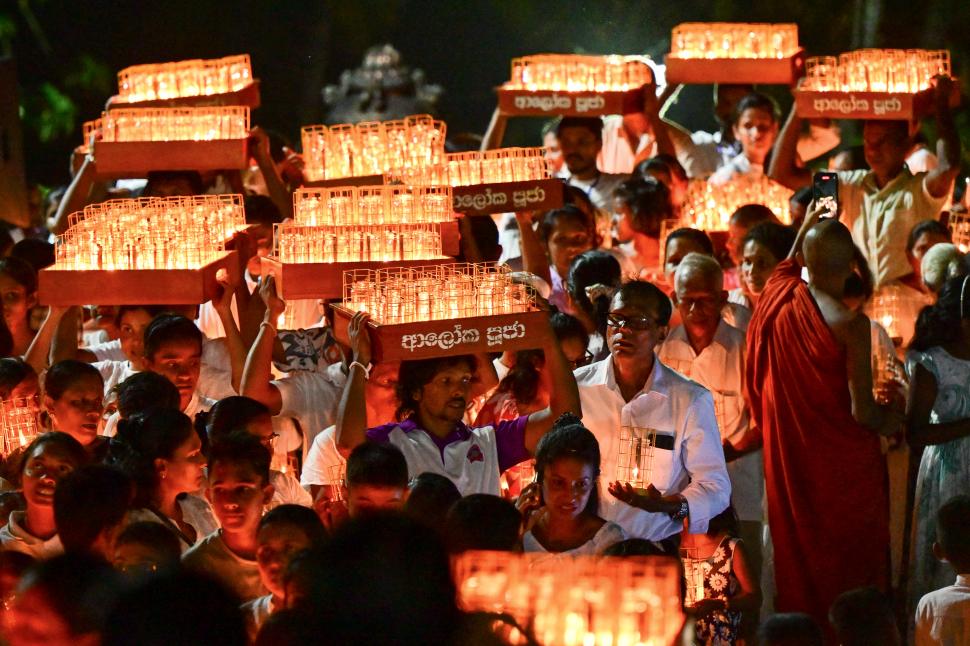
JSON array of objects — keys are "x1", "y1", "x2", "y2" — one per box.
[
  {"x1": 44, "y1": 375, "x2": 104, "y2": 447},
  {"x1": 741, "y1": 239, "x2": 781, "y2": 296},
  {"x1": 156, "y1": 432, "x2": 206, "y2": 496},
  {"x1": 21, "y1": 442, "x2": 81, "y2": 510},
  {"x1": 733, "y1": 107, "x2": 778, "y2": 162},
  {"x1": 541, "y1": 456, "x2": 595, "y2": 520},
  {"x1": 547, "y1": 218, "x2": 594, "y2": 278},
  {"x1": 0, "y1": 274, "x2": 35, "y2": 331}
]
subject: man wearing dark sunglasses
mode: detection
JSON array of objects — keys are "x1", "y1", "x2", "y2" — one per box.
[{"x1": 574, "y1": 280, "x2": 730, "y2": 543}]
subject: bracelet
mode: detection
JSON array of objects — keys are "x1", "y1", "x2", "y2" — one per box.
[
  {"x1": 259, "y1": 320, "x2": 277, "y2": 335},
  {"x1": 349, "y1": 361, "x2": 371, "y2": 379}
]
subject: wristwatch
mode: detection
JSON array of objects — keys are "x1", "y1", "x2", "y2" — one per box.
[{"x1": 669, "y1": 497, "x2": 689, "y2": 521}]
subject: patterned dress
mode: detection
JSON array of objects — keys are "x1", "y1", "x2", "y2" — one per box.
[
  {"x1": 907, "y1": 347, "x2": 970, "y2": 617},
  {"x1": 694, "y1": 536, "x2": 743, "y2": 646}
]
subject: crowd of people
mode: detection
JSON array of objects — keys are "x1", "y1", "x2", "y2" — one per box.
[{"x1": 0, "y1": 51, "x2": 967, "y2": 646}]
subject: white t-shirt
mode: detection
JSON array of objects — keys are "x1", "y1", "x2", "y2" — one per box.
[
  {"x1": 268, "y1": 469, "x2": 312, "y2": 510},
  {"x1": 274, "y1": 364, "x2": 346, "y2": 454},
  {"x1": 522, "y1": 521, "x2": 626, "y2": 557},
  {"x1": 300, "y1": 425, "x2": 345, "y2": 488},
  {"x1": 708, "y1": 153, "x2": 764, "y2": 186},
  {"x1": 93, "y1": 360, "x2": 137, "y2": 402},
  {"x1": 183, "y1": 530, "x2": 267, "y2": 602},
  {"x1": 915, "y1": 574, "x2": 970, "y2": 646},
  {"x1": 0, "y1": 511, "x2": 63, "y2": 559}
]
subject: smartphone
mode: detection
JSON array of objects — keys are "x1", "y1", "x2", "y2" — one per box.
[{"x1": 813, "y1": 171, "x2": 839, "y2": 219}]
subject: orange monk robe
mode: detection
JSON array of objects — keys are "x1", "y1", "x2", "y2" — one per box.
[{"x1": 745, "y1": 259, "x2": 889, "y2": 627}]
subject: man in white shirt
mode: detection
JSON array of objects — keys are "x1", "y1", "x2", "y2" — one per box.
[
  {"x1": 770, "y1": 77, "x2": 960, "y2": 292},
  {"x1": 557, "y1": 116, "x2": 629, "y2": 215},
  {"x1": 658, "y1": 253, "x2": 762, "y2": 578},
  {"x1": 915, "y1": 495, "x2": 970, "y2": 646},
  {"x1": 574, "y1": 280, "x2": 730, "y2": 541}
]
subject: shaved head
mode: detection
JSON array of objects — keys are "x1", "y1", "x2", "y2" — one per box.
[{"x1": 804, "y1": 220, "x2": 857, "y2": 277}]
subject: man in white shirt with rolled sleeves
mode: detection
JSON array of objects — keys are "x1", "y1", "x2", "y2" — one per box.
[{"x1": 574, "y1": 280, "x2": 730, "y2": 542}]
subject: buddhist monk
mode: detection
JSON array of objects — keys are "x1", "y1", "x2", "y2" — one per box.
[{"x1": 745, "y1": 203, "x2": 905, "y2": 630}]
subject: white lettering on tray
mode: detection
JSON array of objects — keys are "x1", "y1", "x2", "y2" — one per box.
[
  {"x1": 512, "y1": 93, "x2": 606, "y2": 113},
  {"x1": 400, "y1": 320, "x2": 527, "y2": 352},
  {"x1": 811, "y1": 95, "x2": 905, "y2": 117}
]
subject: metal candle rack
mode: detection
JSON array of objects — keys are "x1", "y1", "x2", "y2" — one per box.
[
  {"x1": 39, "y1": 194, "x2": 245, "y2": 305},
  {"x1": 453, "y1": 550, "x2": 684, "y2": 646},
  {"x1": 664, "y1": 22, "x2": 804, "y2": 84},
  {"x1": 616, "y1": 426, "x2": 659, "y2": 490},
  {"x1": 331, "y1": 262, "x2": 550, "y2": 361},
  {"x1": 0, "y1": 398, "x2": 40, "y2": 457},
  {"x1": 793, "y1": 49, "x2": 959, "y2": 120},
  {"x1": 497, "y1": 54, "x2": 653, "y2": 116},
  {"x1": 301, "y1": 114, "x2": 447, "y2": 183},
  {"x1": 114, "y1": 54, "x2": 255, "y2": 104},
  {"x1": 681, "y1": 176, "x2": 793, "y2": 231}
]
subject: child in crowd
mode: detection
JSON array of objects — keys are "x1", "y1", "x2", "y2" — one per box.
[
  {"x1": 564, "y1": 252, "x2": 616, "y2": 361},
  {"x1": 829, "y1": 586, "x2": 901, "y2": 646},
  {"x1": 915, "y1": 495, "x2": 970, "y2": 645},
  {"x1": 114, "y1": 371, "x2": 181, "y2": 420},
  {"x1": 111, "y1": 409, "x2": 216, "y2": 551},
  {"x1": 519, "y1": 413, "x2": 624, "y2": 556},
  {"x1": 677, "y1": 506, "x2": 760, "y2": 646},
  {"x1": 243, "y1": 504, "x2": 327, "y2": 639},
  {"x1": 142, "y1": 314, "x2": 216, "y2": 418},
  {"x1": 343, "y1": 442, "x2": 409, "y2": 518},
  {"x1": 0, "y1": 432, "x2": 87, "y2": 559},
  {"x1": 446, "y1": 494, "x2": 521, "y2": 553},
  {"x1": 53, "y1": 464, "x2": 132, "y2": 561},
  {"x1": 183, "y1": 432, "x2": 274, "y2": 601},
  {"x1": 405, "y1": 472, "x2": 461, "y2": 536},
  {"x1": 111, "y1": 521, "x2": 182, "y2": 578},
  {"x1": 758, "y1": 613, "x2": 824, "y2": 646},
  {"x1": 42, "y1": 360, "x2": 108, "y2": 461},
  {"x1": 205, "y1": 396, "x2": 312, "y2": 509}
]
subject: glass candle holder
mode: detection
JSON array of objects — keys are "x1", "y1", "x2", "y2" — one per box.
[
  {"x1": 670, "y1": 23, "x2": 798, "y2": 59},
  {"x1": 803, "y1": 49, "x2": 950, "y2": 93},
  {"x1": 503, "y1": 54, "x2": 652, "y2": 91},
  {"x1": 615, "y1": 426, "x2": 657, "y2": 489},
  {"x1": 117, "y1": 54, "x2": 252, "y2": 101},
  {"x1": 682, "y1": 176, "x2": 793, "y2": 231},
  {"x1": 0, "y1": 397, "x2": 40, "y2": 457}
]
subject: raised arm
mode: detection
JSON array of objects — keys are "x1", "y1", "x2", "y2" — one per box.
[
  {"x1": 641, "y1": 85, "x2": 676, "y2": 159},
  {"x1": 212, "y1": 274, "x2": 246, "y2": 394},
  {"x1": 768, "y1": 103, "x2": 812, "y2": 191},
  {"x1": 480, "y1": 108, "x2": 509, "y2": 151},
  {"x1": 240, "y1": 276, "x2": 285, "y2": 414},
  {"x1": 521, "y1": 318, "x2": 582, "y2": 453},
  {"x1": 50, "y1": 154, "x2": 106, "y2": 236},
  {"x1": 23, "y1": 306, "x2": 69, "y2": 374},
  {"x1": 515, "y1": 211, "x2": 552, "y2": 285},
  {"x1": 250, "y1": 127, "x2": 294, "y2": 220},
  {"x1": 787, "y1": 200, "x2": 825, "y2": 262},
  {"x1": 925, "y1": 76, "x2": 962, "y2": 199},
  {"x1": 334, "y1": 312, "x2": 371, "y2": 456}
]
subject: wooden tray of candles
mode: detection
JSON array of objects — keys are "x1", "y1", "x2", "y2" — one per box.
[
  {"x1": 303, "y1": 175, "x2": 386, "y2": 189},
  {"x1": 664, "y1": 50, "x2": 805, "y2": 85},
  {"x1": 496, "y1": 85, "x2": 648, "y2": 117},
  {"x1": 793, "y1": 81, "x2": 961, "y2": 120},
  {"x1": 331, "y1": 305, "x2": 551, "y2": 362},
  {"x1": 38, "y1": 250, "x2": 240, "y2": 306},
  {"x1": 93, "y1": 139, "x2": 250, "y2": 176},
  {"x1": 452, "y1": 178, "x2": 564, "y2": 216},
  {"x1": 107, "y1": 80, "x2": 261, "y2": 110}
]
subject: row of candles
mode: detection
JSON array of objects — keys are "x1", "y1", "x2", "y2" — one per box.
[
  {"x1": 343, "y1": 263, "x2": 535, "y2": 325},
  {"x1": 302, "y1": 115, "x2": 447, "y2": 181},
  {"x1": 116, "y1": 54, "x2": 253, "y2": 102},
  {"x1": 53, "y1": 195, "x2": 246, "y2": 271},
  {"x1": 504, "y1": 54, "x2": 653, "y2": 92},
  {"x1": 681, "y1": 175, "x2": 793, "y2": 231},
  {"x1": 293, "y1": 186, "x2": 454, "y2": 226},
  {"x1": 275, "y1": 223, "x2": 446, "y2": 264},
  {"x1": 802, "y1": 49, "x2": 951, "y2": 94},
  {"x1": 388, "y1": 147, "x2": 550, "y2": 186},
  {"x1": 669, "y1": 22, "x2": 799, "y2": 60},
  {"x1": 453, "y1": 551, "x2": 683, "y2": 646},
  {"x1": 0, "y1": 398, "x2": 39, "y2": 457},
  {"x1": 86, "y1": 106, "x2": 250, "y2": 143}
]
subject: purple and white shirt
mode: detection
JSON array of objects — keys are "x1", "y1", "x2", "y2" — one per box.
[{"x1": 366, "y1": 416, "x2": 530, "y2": 496}]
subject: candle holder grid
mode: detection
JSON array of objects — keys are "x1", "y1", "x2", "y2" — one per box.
[
  {"x1": 615, "y1": 426, "x2": 658, "y2": 490},
  {"x1": 117, "y1": 54, "x2": 253, "y2": 102},
  {"x1": 682, "y1": 176, "x2": 793, "y2": 231}
]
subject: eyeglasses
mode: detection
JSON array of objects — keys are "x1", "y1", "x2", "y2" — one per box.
[{"x1": 606, "y1": 314, "x2": 659, "y2": 331}]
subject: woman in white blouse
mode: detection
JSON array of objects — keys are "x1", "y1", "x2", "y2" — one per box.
[{"x1": 519, "y1": 414, "x2": 624, "y2": 556}]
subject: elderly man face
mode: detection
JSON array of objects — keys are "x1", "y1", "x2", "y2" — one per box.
[{"x1": 674, "y1": 255, "x2": 727, "y2": 339}]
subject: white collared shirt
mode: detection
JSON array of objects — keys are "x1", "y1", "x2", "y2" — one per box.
[
  {"x1": 708, "y1": 152, "x2": 764, "y2": 186},
  {"x1": 659, "y1": 320, "x2": 763, "y2": 522},
  {"x1": 838, "y1": 168, "x2": 947, "y2": 288},
  {"x1": 574, "y1": 355, "x2": 731, "y2": 540},
  {"x1": 915, "y1": 574, "x2": 970, "y2": 646}
]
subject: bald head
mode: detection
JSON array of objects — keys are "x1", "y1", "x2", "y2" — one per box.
[{"x1": 803, "y1": 220, "x2": 857, "y2": 277}]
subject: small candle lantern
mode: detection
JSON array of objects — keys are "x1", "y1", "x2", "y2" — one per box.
[
  {"x1": 615, "y1": 426, "x2": 658, "y2": 490},
  {"x1": 0, "y1": 398, "x2": 40, "y2": 456}
]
